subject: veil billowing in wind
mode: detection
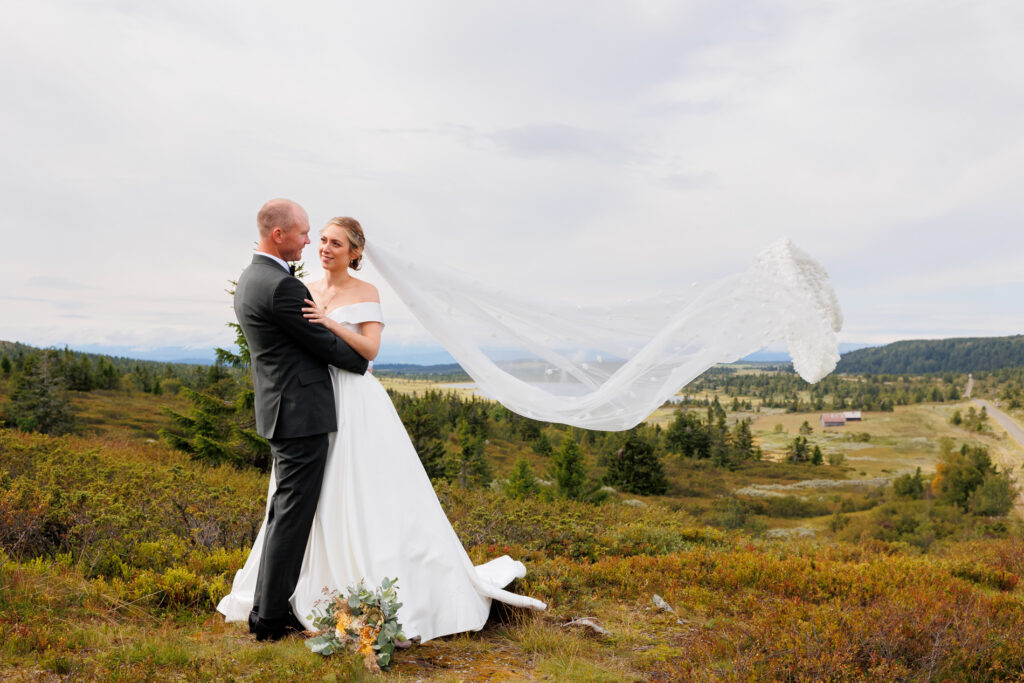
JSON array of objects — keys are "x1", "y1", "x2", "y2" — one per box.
[{"x1": 367, "y1": 240, "x2": 841, "y2": 431}]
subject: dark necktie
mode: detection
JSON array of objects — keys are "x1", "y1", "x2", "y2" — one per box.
[{"x1": 288, "y1": 264, "x2": 296, "y2": 276}]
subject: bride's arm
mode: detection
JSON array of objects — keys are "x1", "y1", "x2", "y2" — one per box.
[{"x1": 302, "y1": 299, "x2": 382, "y2": 361}]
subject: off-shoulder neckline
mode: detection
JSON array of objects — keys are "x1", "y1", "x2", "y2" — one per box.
[{"x1": 324, "y1": 301, "x2": 381, "y2": 318}]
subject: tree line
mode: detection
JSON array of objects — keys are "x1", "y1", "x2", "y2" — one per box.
[
  {"x1": 0, "y1": 345, "x2": 221, "y2": 435},
  {"x1": 686, "y1": 366, "x2": 964, "y2": 412},
  {"x1": 0, "y1": 339, "x2": 847, "y2": 501}
]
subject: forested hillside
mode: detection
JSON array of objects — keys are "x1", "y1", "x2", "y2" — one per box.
[{"x1": 836, "y1": 335, "x2": 1024, "y2": 374}]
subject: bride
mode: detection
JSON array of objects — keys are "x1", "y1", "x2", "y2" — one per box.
[{"x1": 217, "y1": 217, "x2": 546, "y2": 643}]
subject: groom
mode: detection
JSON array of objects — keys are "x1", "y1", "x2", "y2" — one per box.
[{"x1": 235, "y1": 198, "x2": 368, "y2": 641}]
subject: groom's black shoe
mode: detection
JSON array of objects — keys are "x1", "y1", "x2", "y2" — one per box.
[
  {"x1": 281, "y1": 610, "x2": 306, "y2": 634},
  {"x1": 248, "y1": 610, "x2": 306, "y2": 642}
]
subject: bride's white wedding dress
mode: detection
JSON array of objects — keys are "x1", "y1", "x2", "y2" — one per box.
[{"x1": 216, "y1": 301, "x2": 546, "y2": 643}]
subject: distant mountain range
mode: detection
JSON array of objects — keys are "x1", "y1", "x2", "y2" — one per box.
[
  {"x1": 33, "y1": 343, "x2": 875, "y2": 365},
  {"x1": 5, "y1": 342, "x2": 874, "y2": 367},
  {"x1": 66, "y1": 344, "x2": 219, "y2": 365},
  {"x1": 741, "y1": 343, "x2": 875, "y2": 363},
  {"x1": 10, "y1": 336, "x2": 1024, "y2": 376}
]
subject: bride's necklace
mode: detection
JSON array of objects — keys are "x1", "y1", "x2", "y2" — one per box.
[{"x1": 319, "y1": 277, "x2": 353, "y2": 311}]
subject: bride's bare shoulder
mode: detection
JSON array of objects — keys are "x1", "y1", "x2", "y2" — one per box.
[{"x1": 350, "y1": 278, "x2": 380, "y2": 303}]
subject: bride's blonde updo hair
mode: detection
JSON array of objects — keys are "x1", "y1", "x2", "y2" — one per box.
[{"x1": 324, "y1": 216, "x2": 365, "y2": 270}]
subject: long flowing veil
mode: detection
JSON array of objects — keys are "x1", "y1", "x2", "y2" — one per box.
[{"x1": 367, "y1": 240, "x2": 842, "y2": 431}]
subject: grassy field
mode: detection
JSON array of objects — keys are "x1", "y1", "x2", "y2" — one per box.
[
  {"x1": 5, "y1": 378, "x2": 1024, "y2": 680},
  {"x1": 755, "y1": 402, "x2": 1024, "y2": 506},
  {"x1": 377, "y1": 376, "x2": 479, "y2": 400}
]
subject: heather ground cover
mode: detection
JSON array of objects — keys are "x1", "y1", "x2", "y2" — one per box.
[
  {"x1": 4, "y1": 424, "x2": 1024, "y2": 681},
  {"x1": 4, "y1": 360, "x2": 1024, "y2": 680}
]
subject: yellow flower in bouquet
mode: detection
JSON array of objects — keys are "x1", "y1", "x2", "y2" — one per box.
[
  {"x1": 357, "y1": 625, "x2": 380, "y2": 656},
  {"x1": 334, "y1": 609, "x2": 353, "y2": 640},
  {"x1": 358, "y1": 625, "x2": 383, "y2": 673}
]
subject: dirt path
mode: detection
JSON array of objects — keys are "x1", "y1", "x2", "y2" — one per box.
[{"x1": 972, "y1": 398, "x2": 1024, "y2": 516}]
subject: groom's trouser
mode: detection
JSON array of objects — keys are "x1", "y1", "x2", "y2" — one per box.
[{"x1": 253, "y1": 433, "x2": 330, "y2": 621}]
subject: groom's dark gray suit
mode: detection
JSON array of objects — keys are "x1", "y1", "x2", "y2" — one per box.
[{"x1": 234, "y1": 253, "x2": 368, "y2": 635}]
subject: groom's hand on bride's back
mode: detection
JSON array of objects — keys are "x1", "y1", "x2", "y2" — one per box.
[{"x1": 271, "y1": 277, "x2": 368, "y2": 375}]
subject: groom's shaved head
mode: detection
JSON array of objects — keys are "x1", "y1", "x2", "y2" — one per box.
[{"x1": 258, "y1": 199, "x2": 303, "y2": 238}]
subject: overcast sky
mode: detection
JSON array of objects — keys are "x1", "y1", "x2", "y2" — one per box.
[{"x1": 2, "y1": 1, "x2": 1022, "y2": 361}]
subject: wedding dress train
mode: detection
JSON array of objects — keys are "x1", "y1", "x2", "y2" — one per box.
[{"x1": 216, "y1": 302, "x2": 546, "y2": 643}]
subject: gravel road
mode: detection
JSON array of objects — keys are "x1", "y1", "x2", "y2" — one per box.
[{"x1": 973, "y1": 399, "x2": 1024, "y2": 450}]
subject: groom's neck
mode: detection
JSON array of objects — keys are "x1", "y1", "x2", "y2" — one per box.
[{"x1": 256, "y1": 240, "x2": 284, "y2": 260}]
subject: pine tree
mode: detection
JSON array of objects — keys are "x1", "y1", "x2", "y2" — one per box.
[
  {"x1": 159, "y1": 386, "x2": 270, "y2": 468},
  {"x1": 709, "y1": 420, "x2": 732, "y2": 468},
  {"x1": 787, "y1": 436, "x2": 809, "y2": 463},
  {"x1": 449, "y1": 418, "x2": 491, "y2": 488},
  {"x1": 161, "y1": 276, "x2": 273, "y2": 469},
  {"x1": 603, "y1": 428, "x2": 668, "y2": 495},
  {"x1": 60, "y1": 347, "x2": 95, "y2": 391},
  {"x1": 731, "y1": 419, "x2": 757, "y2": 461},
  {"x1": 892, "y1": 467, "x2": 925, "y2": 499},
  {"x1": 0, "y1": 354, "x2": 11, "y2": 376},
  {"x1": 5, "y1": 350, "x2": 75, "y2": 435},
  {"x1": 159, "y1": 357, "x2": 263, "y2": 468},
  {"x1": 516, "y1": 418, "x2": 542, "y2": 441},
  {"x1": 550, "y1": 435, "x2": 586, "y2": 499},
  {"x1": 94, "y1": 357, "x2": 120, "y2": 390},
  {"x1": 401, "y1": 397, "x2": 448, "y2": 479},
  {"x1": 531, "y1": 433, "x2": 553, "y2": 457},
  {"x1": 665, "y1": 410, "x2": 709, "y2": 458},
  {"x1": 504, "y1": 458, "x2": 540, "y2": 499}
]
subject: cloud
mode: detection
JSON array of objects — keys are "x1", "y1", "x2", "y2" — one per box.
[
  {"x1": 487, "y1": 124, "x2": 634, "y2": 163},
  {"x1": 1, "y1": 1, "x2": 1023, "y2": 355},
  {"x1": 660, "y1": 171, "x2": 715, "y2": 190},
  {"x1": 27, "y1": 276, "x2": 92, "y2": 290}
]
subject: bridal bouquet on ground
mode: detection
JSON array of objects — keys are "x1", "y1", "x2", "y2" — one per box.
[{"x1": 305, "y1": 577, "x2": 406, "y2": 672}]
